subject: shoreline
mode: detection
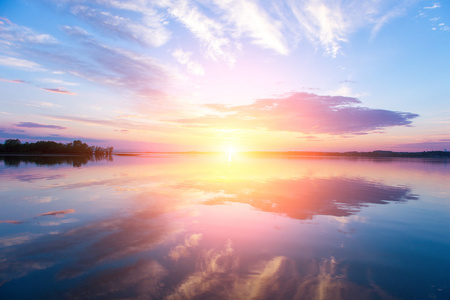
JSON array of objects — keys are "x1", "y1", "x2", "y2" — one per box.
[
  {"x1": 112, "y1": 151, "x2": 450, "y2": 158},
  {"x1": 1, "y1": 150, "x2": 449, "y2": 158}
]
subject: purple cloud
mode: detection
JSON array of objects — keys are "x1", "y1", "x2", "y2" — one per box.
[
  {"x1": 14, "y1": 122, "x2": 67, "y2": 130},
  {"x1": 174, "y1": 92, "x2": 419, "y2": 135}
]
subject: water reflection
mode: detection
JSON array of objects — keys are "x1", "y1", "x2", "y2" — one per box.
[
  {"x1": 0, "y1": 154, "x2": 113, "y2": 168},
  {"x1": 0, "y1": 155, "x2": 449, "y2": 299},
  {"x1": 177, "y1": 177, "x2": 418, "y2": 219}
]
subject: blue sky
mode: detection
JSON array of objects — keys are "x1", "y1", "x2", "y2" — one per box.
[{"x1": 1, "y1": 0, "x2": 449, "y2": 151}]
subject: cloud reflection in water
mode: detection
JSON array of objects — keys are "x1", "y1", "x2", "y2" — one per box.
[
  {"x1": 0, "y1": 156, "x2": 439, "y2": 299},
  {"x1": 176, "y1": 176, "x2": 418, "y2": 220}
]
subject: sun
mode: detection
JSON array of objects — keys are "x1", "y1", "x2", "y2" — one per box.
[
  {"x1": 226, "y1": 145, "x2": 236, "y2": 162},
  {"x1": 227, "y1": 146, "x2": 235, "y2": 155}
]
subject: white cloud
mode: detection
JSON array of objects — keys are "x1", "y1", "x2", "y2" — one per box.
[
  {"x1": 371, "y1": 6, "x2": 406, "y2": 40},
  {"x1": 288, "y1": 0, "x2": 350, "y2": 57},
  {"x1": 49, "y1": 0, "x2": 413, "y2": 62},
  {"x1": 424, "y1": 2, "x2": 441, "y2": 9},
  {"x1": 0, "y1": 17, "x2": 57, "y2": 45},
  {"x1": 70, "y1": 4, "x2": 170, "y2": 47},
  {"x1": 164, "y1": 0, "x2": 237, "y2": 65},
  {"x1": 212, "y1": 0, "x2": 289, "y2": 55},
  {"x1": 286, "y1": 0, "x2": 411, "y2": 57},
  {"x1": 40, "y1": 78, "x2": 79, "y2": 86},
  {"x1": 98, "y1": 0, "x2": 289, "y2": 56},
  {"x1": 26, "y1": 101, "x2": 62, "y2": 108},
  {"x1": 172, "y1": 48, "x2": 205, "y2": 76},
  {"x1": 0, "y1": 55, "x2": 43, "y2": 70}
]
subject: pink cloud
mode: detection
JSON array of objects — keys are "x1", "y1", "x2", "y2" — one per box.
[
  {"x1": 176, "y1": 93, "x2": 419, "y2": 135},
  {"x1": 42, "y1": 88, "x2": 76, "y2": 95},
  {"x1": 0, "y1": 220, "x2": 22, "y2": 225},
  {"x1": 37, "y1": 209, "x2": 75, "y2": 217},
  {"x1": 0, "y1": 77, "x2": 25, "y2": 84}
]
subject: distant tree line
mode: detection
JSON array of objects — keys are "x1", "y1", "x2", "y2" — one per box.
[
  {"x1": 0, "y1": 139, "x2": 113, "y2": 155},
  {"x1": 243, "y1": 150, "x2": 450, "y2": 158}
]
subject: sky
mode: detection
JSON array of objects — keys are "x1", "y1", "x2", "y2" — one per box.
[{"x1": 0, "y1": 0, "x2": 449, "y2": 152}]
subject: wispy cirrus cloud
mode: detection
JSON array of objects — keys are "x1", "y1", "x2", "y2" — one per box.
[
  {"x1": 164, "y1": 0, "x2": 237, "y2": 65},
  {"x1": 288, "y1": 0, "x2": 349, "y2": 57},
  {"x1": 174, "y1": 92, "x2": 419, "y2": 135},
  {"x1": 286, "y1": 0, "x2": 412, "y2": 56},
  {"x1": 160, "y1": 0, "x2": 290, "y2": 61},
  {"x1": 0, "y1": 16, "x2": 57, "y2": 45},
  {"x1": 88, "y1": 0, "x2": 289, "y2": 57},
  {"x1": 25, "y1": 101, "x2": 62, "y2": 108},
  {"x1": 211, "y1": 0, "x2": 289, "y2": 55},
  {"x1": 14, "y1": 122, "x2": 67, "y2": 130},
  {"x1": 46, "y1": 114, "x2": 174, "y2": 135},
  {"x1": 59, "y1": 25, "x2": 173, "y2": 98},
  {"x1": 1, "y1": 14, "x2": 174, "y2": 105},
  {"x1": 0, "y1": 0, "x2": 414, "y2": 98},
  {"x1": 69, "y1": 4, "x2": 170, "y2": 47},
  {"x1": 0, "y1": 55, "x2": 43, "y2": 70},
  {"x1": 0, "y1": 18, "x2": 54, "y2": 71}
]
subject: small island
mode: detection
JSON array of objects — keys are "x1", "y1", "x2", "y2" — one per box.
[{"x1": 0, "y1": 139, "x2": 113, "y2": 156}]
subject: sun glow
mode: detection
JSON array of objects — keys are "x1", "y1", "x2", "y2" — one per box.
[
  {"x1": 227, "y1": 146, "x2": 236, "y2": 162},
  {"x1": 227, "y1": 146, "x2": 236, "y2": 155}
]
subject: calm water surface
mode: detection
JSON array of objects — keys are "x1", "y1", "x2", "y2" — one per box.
[{"x1": 0, "y1": 154, "x2": 449, "y2": 299}]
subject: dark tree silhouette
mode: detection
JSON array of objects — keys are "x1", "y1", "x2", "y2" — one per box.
[
  {"x1": 4, "y1": 139, "x2": 21, "y2": 152},
  {"x1": 0, "y1": 139, "x2": 113, "y2": 156}
]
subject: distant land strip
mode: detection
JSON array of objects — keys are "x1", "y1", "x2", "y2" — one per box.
[{"x1": 114, "y1": 150, "x2": 450, "y2": 158}]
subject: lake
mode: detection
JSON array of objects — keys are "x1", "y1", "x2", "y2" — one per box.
[{"x1": 0, "y1": 154, "x2": 449, "y2": 299}]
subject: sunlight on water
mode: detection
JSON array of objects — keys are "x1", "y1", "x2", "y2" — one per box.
[{"x1": 0, "y1": 154, "x2": 449, "y2": 299}]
